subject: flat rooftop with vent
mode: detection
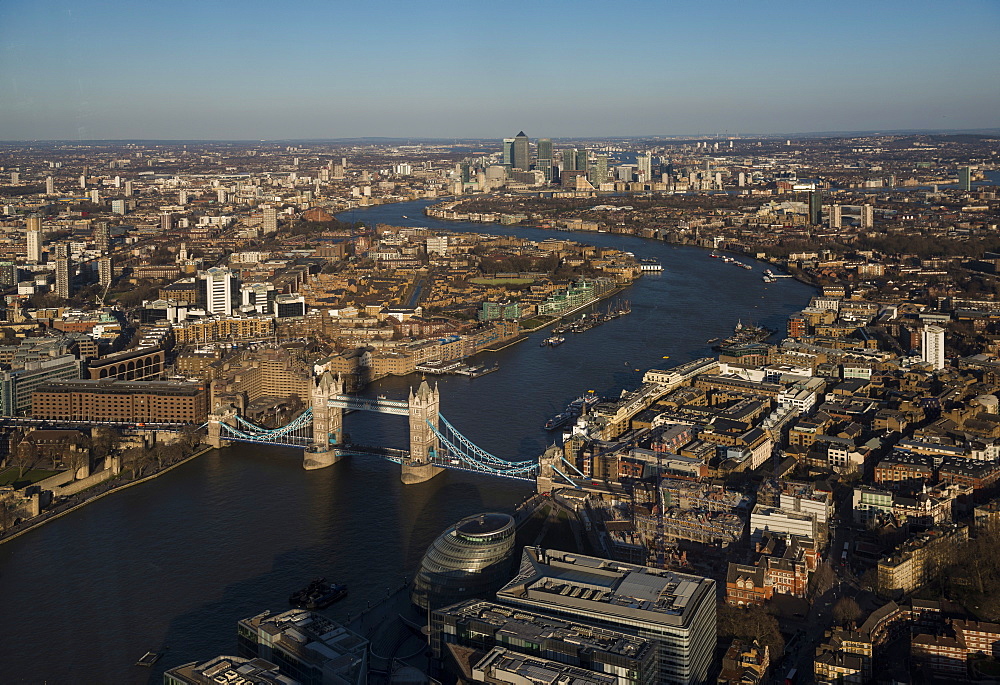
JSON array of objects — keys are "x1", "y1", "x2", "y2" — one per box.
[{"x1": 497, "y1": 547, "x2": 714, "y2": 626}]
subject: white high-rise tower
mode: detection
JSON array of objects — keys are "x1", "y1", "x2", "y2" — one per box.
[
  {"x1": 26, "y1": 216, "x2": 43, "y2": 263},
  {"x1": 921, "y1": 325, "x2": 945, "y2": 371},
  {"x1": 200, "y1": 267, "x2": 238, "y2": 316}
]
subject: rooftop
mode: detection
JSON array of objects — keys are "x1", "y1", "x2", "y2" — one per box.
[
  {"x1": 436, "y1": 599, "x2": 652, "y2": 661},
  {"x1": 497, "y1": 547, "x2": 715, "y2": 627}
]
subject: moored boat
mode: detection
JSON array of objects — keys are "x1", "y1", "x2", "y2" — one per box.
[{"x1": 290, "y1": 578, "x2": 348, "y2": 610}]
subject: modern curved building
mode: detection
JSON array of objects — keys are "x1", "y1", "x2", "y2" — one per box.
[{"x1": 411, "y1": 512, "x2": 516, "y2": 611}]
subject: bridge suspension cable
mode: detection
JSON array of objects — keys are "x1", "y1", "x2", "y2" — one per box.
[{"x1": 429, "y1": 416, "x2": 537, "y2": 476}]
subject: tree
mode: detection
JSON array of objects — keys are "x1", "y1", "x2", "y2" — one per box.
[
  {"x1": 810, "y1": 562, "x2": 835, "y2": 599},
  {"x1": 11, "y1": 443, "x2": 36, "y2": 479},
  {"x1": 833, "y1": 597, "x2": 862, "y2": 626},
  {"x1": 716, "y1": 603, "x2": 785, "y2": 659},
  {"x1": 63, "y1": 445, "x2": 90, "y2": 477},
  {"x1": 859, "y1": 568, "x2": 879, "y2": 594},
  {"x1": 90, "y1": 427, "x2": 122, "y2": 459},
  {"x1": 121, "y1": 446, "x2": 152, "y2": 478}
]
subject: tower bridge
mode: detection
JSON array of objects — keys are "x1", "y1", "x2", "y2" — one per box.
[{"x1": 206, "y1": 371, "x2": 538, "y2": 484}]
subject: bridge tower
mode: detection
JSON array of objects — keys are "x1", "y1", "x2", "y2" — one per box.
[
  {"x1": 536, "y1": 444, "x2": 561, "y2": 494},
  {"x1": 206, "y1": 404, "x2": 238, "y2": 449},
  {"x1": 304, "y1": 371, "x2": 344, "y2": 470},
  {"x1": 402, "y1": 380, "x2": 444, "y2": 484}
]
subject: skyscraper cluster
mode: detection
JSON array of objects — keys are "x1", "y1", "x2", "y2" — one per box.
[{"x1": 499, "y1": 132, "x2": 612, "y2": 188}]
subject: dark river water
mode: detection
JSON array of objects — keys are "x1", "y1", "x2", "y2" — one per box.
[{"x1": 0, "y1": 199, "x2": 814, "y2": 683}]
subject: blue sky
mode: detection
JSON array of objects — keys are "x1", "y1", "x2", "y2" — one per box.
[{"x1": 1, "y1": 0, "x2": 997, "y2": 140}]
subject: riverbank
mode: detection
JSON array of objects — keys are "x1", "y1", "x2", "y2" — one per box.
[
  {"x1": 0, "y1": 445, "x2": 214, "y2": 547},
  {"x1": 424, "y1": 198, "x2": 820, "y2": 294}
]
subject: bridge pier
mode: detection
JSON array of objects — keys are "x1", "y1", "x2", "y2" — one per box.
[
  {"x1": 303, "y1": 445, "x2": 342, "y2": 470},
  {"x1": 400, "y1": 461, "x2": 443, "y2": 484}
]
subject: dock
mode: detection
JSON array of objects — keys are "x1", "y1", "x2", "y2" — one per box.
[{"x1": 416, "y1": 360, "x2": 500, "y2": 378}]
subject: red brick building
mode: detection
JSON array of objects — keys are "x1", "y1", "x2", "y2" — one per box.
[{"x1": 32, "y1": 379, "x2": 208, "y2": 424}]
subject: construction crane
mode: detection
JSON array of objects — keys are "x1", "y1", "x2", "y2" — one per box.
[{"x1": 96, "y1": 278, "x2": 112, "y2": 308}]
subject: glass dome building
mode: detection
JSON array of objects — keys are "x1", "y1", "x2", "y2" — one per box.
[{"x1": 411, "y1": 512, "x2": 517, "y2": 611}]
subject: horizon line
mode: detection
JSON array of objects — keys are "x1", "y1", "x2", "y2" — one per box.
[{"x1": 2, "y1": 128, "x2": 1000, "y2": 145}]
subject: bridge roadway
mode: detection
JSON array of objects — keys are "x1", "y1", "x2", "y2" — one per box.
[{"x1": 328, "y1": 395, "x2": 409, "y2": 415}]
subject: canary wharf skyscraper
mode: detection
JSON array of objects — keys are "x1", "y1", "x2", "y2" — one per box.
[
  {"x1": 512, "y1": 131, "x2": 530, "y2": 171},
  {"x1": 536, "y1": 138, "x2": 553, "y2": 181},
  {"x1": 502, "y1": 138, "x2": 515, "y2": 168}
]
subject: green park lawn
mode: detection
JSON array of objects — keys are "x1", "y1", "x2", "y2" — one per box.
[{"x1": 0, "y1": 467, "x2": 61, "y2": 489}]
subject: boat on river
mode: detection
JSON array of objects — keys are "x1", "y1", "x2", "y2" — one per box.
[
  {"x1": 290, "y1": 578, "x2": 348, "y2": 610},
  {"x1": 136, "y1": 650, "x2": 164, "y2": 667},
  {"x1": 712, "y1": 320, "x2": 774, "y2": 351},
  {"x1": 544, "y1": 394, "x2": 601, "y2": 430}
]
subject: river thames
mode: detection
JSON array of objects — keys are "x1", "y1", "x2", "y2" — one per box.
[{"x1": 0, "y1": 199, "x2": 814, "y2": 683}]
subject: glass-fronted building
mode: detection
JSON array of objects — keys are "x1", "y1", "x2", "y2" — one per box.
[{"x1": 411, "y1": 512, "x2": 516, "y2": 611}]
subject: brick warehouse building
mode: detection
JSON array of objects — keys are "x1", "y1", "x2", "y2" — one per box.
[{"x1": 32, "y1": 379, "x2": 209, "y2": 424}]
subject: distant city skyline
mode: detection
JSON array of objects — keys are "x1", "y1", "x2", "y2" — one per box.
[{"x1": 1, "y1": 0, "x2": 998, "y2": 140}]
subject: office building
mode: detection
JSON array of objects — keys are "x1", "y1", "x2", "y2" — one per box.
[
  {"x1": 808, "y1": 191, "x2": 823, "y2": 226},
  {"x1": 958, "y1": 166, "x2": 972, "y2": 192},
  {"x1": 474, "y1": 648, "x2": 621, "y2": 685},
  {"x1": 496, "y1": 548, "x2": 716, "y2": 685},
  {"x1": 512, "y1": 131, "x2": 530, "y2": 171},
  {"x1": 411, "y1": 512, "x2": 516, "y2": 611},
  {"x1": 576, "y1": 149, "x2": 588, "y2": 174},
  {"x1": 0, "y1": 355, "x2": 81, "y2": 417},
  {"x1": 749, "y1": 504, "x2": 818, "y2": 544},
  {"x1": 200, "y1": 266, "x2": 239, "y2": 316},
  {"x1": 237, "y1": 609, "x2": 368, "y2": 685},
  {"x1": 536, "y1": 138, "x2": 553, "y2": 181},
  {"x1": 26, "y1": 216, "x2": 43, "y2": 263},
  {"x1": 563, "y1": 148, "x2": 578, "y2": 171},
  {"x1": 275, "y1": 294, "x2": 306, "y2": 319},
  {"x1": 591, "y1": 155, "x2": 609, "y2": 186},
  {"x1": 31, "y1": 379, "x2": 209, "y2": 424},
  {"x1": 861, "y1": 203, "x2": 874, "y2": 229},
  {"x1": 163, "y1": 656, "x2": 288, "y2": 685},
  {"x1": 430, "y1": 600, "x2": 657, "y2": 685},
  {"x1": 502, "y1": 138, "x2": 515, "y2": 167},
  {"x1": 240, "y1": 281, "x2": 276, "y2": 315},
  {"x1": 921, "y1": 325, "x2": 946, "y2": 371}
]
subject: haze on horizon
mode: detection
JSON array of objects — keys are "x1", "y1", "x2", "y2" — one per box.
[{"x1": 1, "y1": 0, "x2": 997, "y2": 141}]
